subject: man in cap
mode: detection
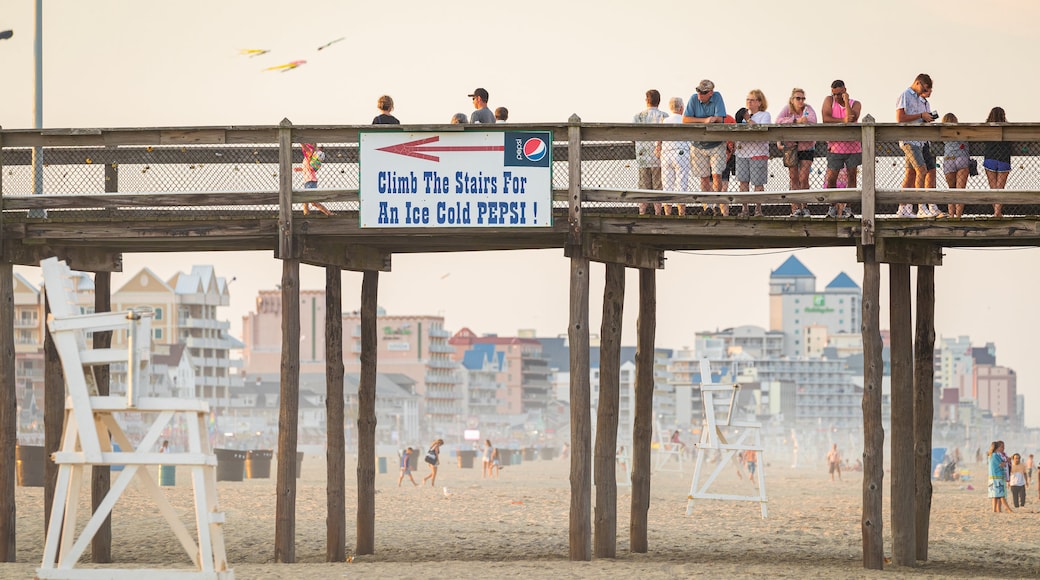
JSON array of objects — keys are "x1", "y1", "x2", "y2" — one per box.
[
  {"x1": 468, "y1": 88, "x2": 496, "y2": 124},
  {"x1": 683, "y1": 79, "x2": 729, "y2": 215}
]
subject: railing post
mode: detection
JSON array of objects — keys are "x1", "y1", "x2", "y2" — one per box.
[
  {"x1": 860, "y1": 115, "x2": 876, "y2": 246},
  {"x1": 277, "y1": 119, "x2": 295, "y2": 260}
]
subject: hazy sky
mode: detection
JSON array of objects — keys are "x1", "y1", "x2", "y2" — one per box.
[{"x1": 4, "y1": 0, "x2": 1040, "y2": 425}]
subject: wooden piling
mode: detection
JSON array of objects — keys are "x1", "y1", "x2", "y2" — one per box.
[
  {"x1": 43, "y1": 296, "x2": 63, "y2": 535},
  {"x1": 889, "y1": 263, "x2": 915, "y2": 566},
  {"x1": 356, "y1": 271, "x2": 378, "y2": 555},
  {"x1": 914, "y1": 265, "x2": 935, "y2": 560},
  {"x1": 594, "y1": 262, "x2": 624, "y2": 558},
  {"x1": 0, "y1": 262, "x2": 14, "y2": 561},
  {"x1": 274, "y1": 118, "x2": 300, "y2": 563},
  {"x1": 91, "y1": 272, "x2": 112, "y2": 563},
  {"x1": 325, "y1": 267, "x2": 346, "y2": 562},
  {"x1": 567, "y1": 256, "x2": 591, "y2": 561},
  {"x1": 630, "y1": 268, "x2": 655, "y2": 553},
  {"x1": 860, "y1": 246, "x2": 884, "y2": 570}
]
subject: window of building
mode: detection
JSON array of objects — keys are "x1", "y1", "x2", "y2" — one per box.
[
  {"x1": 154, "y1": 307, "x2": 163, "y2": 321},
  {"x1": 154, "y1": 328, "x2": 163, "y2": 340}
]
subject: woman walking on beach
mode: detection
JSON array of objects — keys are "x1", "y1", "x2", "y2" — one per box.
[
  {"x1": 423, "y1": 439, "x2": 445, "y2": 487},
  {"x1": 988, "y1": 441, "x2": 1012, "y2": 512},
  {"x1": 482, "y1": 439, "x2": 494, "y2": 479},
  {"x1": 983, "y1": 107, "x2": 1011, "y2": 217},
  {"x1": 776, "y1": 88, "x2": 818, "y2": 217}
]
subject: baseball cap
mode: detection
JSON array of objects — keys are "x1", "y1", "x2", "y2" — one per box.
[
  {"x1": 696, "y1": 79, "x2": 715, "y2": 93},
  {"x1": 468, "y1": 88, "x2": 489, "y2": 101}
]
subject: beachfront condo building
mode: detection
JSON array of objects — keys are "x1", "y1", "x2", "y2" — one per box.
[{"x1": 769, "y1": 255, "x2": 861, "y2": 359}]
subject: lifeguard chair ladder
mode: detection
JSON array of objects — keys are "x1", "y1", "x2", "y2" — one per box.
[
  {"x1": 685, "y1": 359, "x2": 768, "y2": 518},
  {"x1": 37, "y1": 257, "x2": 233, "y2": 580}
]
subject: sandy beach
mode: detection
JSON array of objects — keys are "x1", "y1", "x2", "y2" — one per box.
[{"x1": 4, "y1": 451, "x2": 1038, "y2": 579}]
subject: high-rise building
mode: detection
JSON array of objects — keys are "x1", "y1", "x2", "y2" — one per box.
[{"x1": 768, "y1": 255, "x2": 860, "y2": 358}]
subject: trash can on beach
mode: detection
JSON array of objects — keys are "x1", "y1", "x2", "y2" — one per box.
[
  {"x1": 245, "y1": 449, "x2": 273, "y2": 479},
  {"x1": 159, "y1": 465, "x2": 176, "y2": 486},
  {"x1": 457, "y1": 449, "x2": 476, "y2": 468},
  {"x1": 16, "y1": 445, "x2": 45, "y2": 487},
  {"x1": 296, "y1": 451, "x2": 305, "y2": 478},
  {"x1": 523, "y1": 447, "x2": 537, "y2": 462},
  {"x1": 540, "y1": 447, "x2": 557, "y2": 461},
  {"x1": 215, "y1": 448, "x2": 246, "y2": 482},
  {"x1": 378, "y1": 456, "x2": 387, "y2": 474}
]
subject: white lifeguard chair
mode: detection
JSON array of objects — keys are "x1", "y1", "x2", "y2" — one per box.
[
  {"x1": 685, "y1": 359, "x2": 768, "y2": 518},
  {"x1": 37, "y1": 257, "x2": 233, "y2": 580}
]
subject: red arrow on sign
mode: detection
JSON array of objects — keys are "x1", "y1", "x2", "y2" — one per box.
[{"x1": 376, "y1": 136, "x2": 504, "y2": 162}]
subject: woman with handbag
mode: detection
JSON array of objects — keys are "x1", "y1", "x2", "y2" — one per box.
[
  {"x1": 422, "y1": 439, "x2": 445, "y2": 487},
  {"x1": 940, "y1": 113, "x2": 971, "y2": 218},
  {"x1": 776, "y1": 88, "x2": 818, "y2": 217}
]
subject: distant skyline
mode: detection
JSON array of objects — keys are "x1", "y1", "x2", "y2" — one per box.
[{"x1": 3, "y1": 0, "x2": 1039, "y2": 425}]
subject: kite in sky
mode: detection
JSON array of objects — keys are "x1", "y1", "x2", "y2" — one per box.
[
  {"x1": 263, "y1": 60, "x2": 306, "y2": 72},
  {"x1": 239, "y1": 48, "x2": 270, "y2": 57},
  {"x1": 317, "y1": 37, "x2": 345, "y2": 51}
]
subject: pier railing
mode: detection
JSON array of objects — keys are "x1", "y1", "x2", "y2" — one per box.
[{"x1": 3, "y1": 120, "x2": 1040, "y2": 220}]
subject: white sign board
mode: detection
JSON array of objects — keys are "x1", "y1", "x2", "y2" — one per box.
[{"x1": 360, "y1": 131, "x2": 553, "y2": 228}]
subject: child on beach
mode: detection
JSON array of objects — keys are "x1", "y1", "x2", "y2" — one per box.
[
  {"x1": 1009, "y1": 453, "x2": 1027, "y2": 508},
  {"x1": 398, "y1": 447, "x2": 418, "y2": 487}
]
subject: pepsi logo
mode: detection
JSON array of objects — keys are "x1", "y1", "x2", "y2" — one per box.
[{"x1": 523, "y1": 138, "x2": 547, "y2": 162}]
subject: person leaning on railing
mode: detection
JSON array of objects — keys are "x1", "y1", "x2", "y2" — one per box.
[
  {"x1": 939, "y1": 113, "x2": 970, "y2": 218},
  {"x1": 821, "y1": 80, "x2": 862, "y2": 219},
  {"x1": 983, "y1": 106, "x2": 1011, "y2": 218}
]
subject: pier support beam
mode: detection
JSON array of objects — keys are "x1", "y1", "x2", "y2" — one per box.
[
  {"x1": 594, "y1": 262, "x2": 624, "y2": 558},
  {"x1": 356, "y1": 271, "x2": 378, "y2": 555},
  {"x1": 914, "y1": 266, "x2": 935, "y2": 560},
  {"x1": 860, "y1": 246, "x2": 884, "y2": 570},
  {"x1": 0, "y1": 263, "x2": 15, "y2": 561},
  {"x1": 889, "y1": 263, "x2": 915, "y2": 566},
  {"x1": 630, "y1": 268, "x2": 655, "y2": 553},
  {"x1": 325, "y1": 267, "x2": 346, "y2": 562}
]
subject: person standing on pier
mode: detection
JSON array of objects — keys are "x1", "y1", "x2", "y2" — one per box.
[
  {"x1": 300, "y1": 142, "x2": 332, "y2": 216},
  {"x1": 494, "y1": 107, "x2": 509, "y2": 122},
  {"x1": 661, "y1": 96, "x2": 691, "y2": 216},
  {"x1": 895, "y1": 73, "x2": 943, "y2": 218},
  {"x1": 468, "y1": 88, "x2": 496, "y2": 124},
  {"x1": 821, "y1": 80, "x2": 862, "y2": 219},
  {"x1": 634, "y1": 89, "x2": 669, "y2": 215},
  {"x1": 683, "y1": 79, "x2": 729, "y2": 216},
  {"x1": 372, "y1": 95, "x2": 400, "y2": 124}
]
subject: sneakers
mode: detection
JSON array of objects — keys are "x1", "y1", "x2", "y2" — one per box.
[
  {"x1": 842, "y1": 206, "x2": 854, "y2": 218},
  {"x1": 917, "y1": 204, "x2": 947, "y2": 218},
  {"x1": 790, "y1": 208, "x2": 811, "y2": 218},
  {"x1": 896, "y1": 204, "x2": 916, "y2": 218},
  {"x1": 827, "y1": 206, "x2": 838, "y2": 218}
]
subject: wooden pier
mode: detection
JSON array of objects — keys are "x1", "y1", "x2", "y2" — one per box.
[{"x1": 3, "y1": 116, "x2": 1040, "y2": 570}]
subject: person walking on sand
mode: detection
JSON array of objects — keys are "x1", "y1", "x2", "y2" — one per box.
[
  {"x1": 422, "y1": 439, "x2": 444, "y2": 487},
  {"x1": 745, "y1": 448, "x2": 758, "y2": 484},
  {"x1": 827, "y1": 443, "x2": 842, "y2": 482},
  {"x1": 1009, "y1": 453, "x2": 1027, "y2": 508},
  {"x1": 398, "y1": 447, "x2": 418, "y2": 487},
  {"x1": 489, "y1": 447, "x2": 501, "y2": 478},
  {"x1": 299, "y1": 143, "x2": 332, "y2": 216},
  {"x1": 988, "y1": 441, "x2": 1012, "y2": 512},
  {"x1": 482, "y1": 439, "x2": 494, "y2": 479}
]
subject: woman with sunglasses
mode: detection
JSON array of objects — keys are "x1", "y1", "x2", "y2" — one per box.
[{"x1": 776, "y1": 88, "x2": 818, "y2": 217}]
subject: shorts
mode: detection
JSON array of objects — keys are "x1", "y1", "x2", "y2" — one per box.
[
  {"x1": 829, "y1": 462, "x2": 839, "y2": 474},
  {"x1": 691, "y1": 142, "x2": 728, "y2": 178},
  {"x1": 988, "y1": 476, "x2": 1007, "y2": 499},
  {"x1": 826, "y1": 152, "x2": 862, "y2": 172},
  {"x1": 943, "y1": 155, "x2": 970, "y2": 174},
  {"x1": 735, "y1": 157, "x2": 768, "y2": 186},
  {"x1": 747, "y1": 461, "x2": 757, "y2": 476},
  {"x1": 983, "y1": 159, "x2": 1012, "y2": 173},
  {"x1": 901, "y1": 143, "x2": 936, "y2": 172},
  {"x1": 304, "y1": 180, "x2": 318, "y2": 189},
  {"x1": 637, "y1": 166, "x2": 662, "y2": 189},
  {"x1": 797, "y1": 149, "x2": 815, "y2": 162}
]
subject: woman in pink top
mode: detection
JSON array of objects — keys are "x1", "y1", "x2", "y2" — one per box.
[{"x1": 776, "y1": 88, "x2": 818, "y2": 217}]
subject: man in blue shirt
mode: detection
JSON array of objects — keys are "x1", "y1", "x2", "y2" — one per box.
[{"x1": 683, "y1": 79, "x2": 728, "y2": 211}]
